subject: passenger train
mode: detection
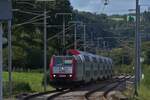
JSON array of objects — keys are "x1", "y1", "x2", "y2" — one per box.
[{"x1": 49, "y1": 49, "x2": 113, "y2": 89}]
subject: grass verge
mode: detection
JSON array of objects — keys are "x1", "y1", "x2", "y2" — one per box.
[{"x1": 3, "y1": 71, "x2": 54, "y2": 97}]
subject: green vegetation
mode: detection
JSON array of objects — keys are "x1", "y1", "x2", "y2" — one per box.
[
  {"x1": 137, "y1": 65, "x2": 150, "y2": 100},
  {"x1": 2, "y1": 0, "x2": 150, "y2": 99},
  {"x1": 3, "y1": 72, "x2": 53, "y2": 97},
  {"x1": 4, "y1": 81, "x2": 31, "y2": 97}
]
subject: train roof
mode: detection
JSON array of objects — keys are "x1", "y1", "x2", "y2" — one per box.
[{"x1": 67, "y1": 49, "x2": 112, "y2": 61}]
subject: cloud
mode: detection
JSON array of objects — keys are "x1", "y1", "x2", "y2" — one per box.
[{"x1": 70, "y1": 0, "x2": 102, "y2": 13}]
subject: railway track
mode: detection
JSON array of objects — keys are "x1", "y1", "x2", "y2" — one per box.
[
  {"x1": 19, "y1": 75, "x2": 132, "y2": 100},
  {"x1": 21, "y1": 85, "x2": 82, "y2": 100},
  {"x1": 21, "y1": 89, "x2": 65, "y2": 100},
  {"x1": 103, "y1": 75, "x2": 131, "y2": 100},
  {"x1": 85, "y1": 75, "x2": 131, "y2": 100}
]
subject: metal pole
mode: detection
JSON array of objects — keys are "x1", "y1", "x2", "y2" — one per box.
[
  {"x1": 83, "y1": 25, "x2": 86, "y2": 51},
  {"x1": 55, "y1": 13, "x2": 72, "y2": 53},
  {"x1": 103, "y1": 41, "x2": 106, "y2": 50},
  {"x1": 63, "y1": 15, "x2": 65, "y2": 51},
  {"x1": 8, "y1": 20, "x2": 12, "y2": 98},
  {"x1": 91, "y1": 32, "x2": 93, "y2": 46},
  {"x1": 139, "y1": 5, "x2": 142, "y2": 83},
  {"x1": 74, "y1": 24, "x2": 77, "y2": 49},
  {"x1": 44, "y1": 1, "x2": 47, "y2": 92},
  {"x1": 135, "y1": 0, "x2": 140, "y2": 96},
  {"x1": 0, "y1": 21, "x2": 3, "y2": 100},
  {"x1": 97, "y1": 39, "x2": 100, "y2": 49},
  {"x1": 68, "y1": 21, "x2": 83, "y2": 50}
]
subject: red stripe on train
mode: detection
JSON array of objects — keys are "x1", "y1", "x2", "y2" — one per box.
[
  {"x1": 72, "y1": 58, "x2": 77, "y2": 80},
  {"x1": 50, "y1": 56, "x2": 55, "y2": 80}
]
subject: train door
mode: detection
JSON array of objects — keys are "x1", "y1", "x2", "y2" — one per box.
[
  {"x1": 99, "y1": 57, "x2": 103, "y2": 79},
  {"x1": 93, "y1": 57, "x2": 98, "y2": 80},
  {"x1": 79, "y1": 55, "x2": 85, "y2": 81},
  {"x1": 103, "y1": 59, "x2": 107, "y2": 79},
  {"x1": 84, "y1": 55, "x2": 91, "y2": 82},
  {"x1": 89, "y1": 55, "x2": 94, "y2": 80},
  {"x1": 75, "y1": 55, "x2": 84, "y2": 81},
  {"x1": 110, "y1": 60, "x2": 113, "y2": 77},
  {"x1": 108, "y1": 59, "x2": 112, "y2": 78},
  {"x1": 101, "y1": 58, "x2": 105, "y2": 79},
  {"x1": 105, "y1": 59, "x2": 108, "y2": 78}
]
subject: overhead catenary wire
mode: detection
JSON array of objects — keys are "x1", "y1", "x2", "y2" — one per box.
[
  {"x1": 47, "y1": 24, "x2": 74, "y2": 41},
  {"x1": 13, "y1": 16, "x2": 51, "y2": 28},
  {"x1": 15, "y1": 10, "x2": 42, "y2": 16}
]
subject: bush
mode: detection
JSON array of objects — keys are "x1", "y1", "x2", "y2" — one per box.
[{"x1": 3, "y1": 81, "x2": 32, "y2": 97}]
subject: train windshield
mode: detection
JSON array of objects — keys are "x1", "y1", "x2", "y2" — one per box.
[
  {"x1": 54, "y1": 56, "x2": 73, "y2": 67},
  {"x1": 55, "y1": 57, "x2": 63, "y2": 65}
]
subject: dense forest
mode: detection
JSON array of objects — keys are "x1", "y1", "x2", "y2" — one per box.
[{"x1": 3, "y1": 0, "x2": 150, "y2": 70}]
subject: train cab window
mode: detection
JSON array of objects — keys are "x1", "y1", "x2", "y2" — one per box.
[
  {"x1": 55, "y1": 57, "x2": 63, "y2": 65},
  {"x1": 64, "y1": 56, "x2": 74, "y2": 60},
  {"x1": 64, "y1": 57, "x2": 73, "y2": 66}
]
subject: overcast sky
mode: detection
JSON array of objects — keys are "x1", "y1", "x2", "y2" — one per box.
[{"x1": 70, "y1": 0, "x2": 150, "y2": 15}]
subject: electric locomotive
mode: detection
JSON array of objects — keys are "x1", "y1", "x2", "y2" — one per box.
[{"x1": 49, "y1": 49, "x2": 113, "y2": 89}]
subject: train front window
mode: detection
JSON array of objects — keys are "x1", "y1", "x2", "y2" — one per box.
[
  {"x1": 54, "y1": 56, "x2": 73, "y2": 67},
  {"x1": 64, "y1": 56, "x2": 73, "y2": 67},
  {"x1": 54, "y1": 57, "x2": 63, "y2": 67},
  {"x1": 64, "y1": 60, "x2": 72, "y2": 67}
]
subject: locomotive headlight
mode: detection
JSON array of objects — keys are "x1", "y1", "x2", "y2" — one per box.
[
  {"x1": 69, "y1": 75, "x2": 72, "y2": 77},
  {"x1": 53, "y1": 74, "x2": 56, "y2": 77}
]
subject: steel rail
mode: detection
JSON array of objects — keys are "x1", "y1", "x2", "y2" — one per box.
[{"x1": 85, "y1": 76, "x2": 130, "y2": 100}]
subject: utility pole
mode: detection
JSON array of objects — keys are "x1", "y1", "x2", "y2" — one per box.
[
  {"x1": 83, "y1": 25, "x2": 86, "y2": 51},
  {"x1": 0, "y1": 1, "x2": 12, "y2": 99},
  {"x1": 68, "y1": 21, "x2": 83, "y2": 50},
  {"x1": 8, "y1": 20, "x2": 12, "y2": 98},
  {"x1": 16, "y1": 0, "x2": 56, "y2": 92},
  {"x1": 135, "y1": 0, "x2": 140, "y2": 96},
  {"x1": 43, "y1": 1, "x2": 47, "y2": 92},
  {"x1": 55, "y1": 13, "x2": 72, "y2": 52},
  {"x1": 103, "y1": 41, "x2": 107, "y2": 50},
  {"x1": 0, "y1": 22, "x2": 3, "y2": 100},
  {"x1": 74, "y1": 24, "x2": 77, "y2": 49},
  {"x1": 63, "y1": 16, "x2": 65, "y2": 49},
  {"x1": 96, "y1": 38, "x2": 102, "y2": 54}
]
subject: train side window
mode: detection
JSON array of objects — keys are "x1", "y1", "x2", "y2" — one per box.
[
  {"x1": 84, "y1": 55, "x2": 90, "y2": 62},
  {"x1": 93, "y1": 57, "x2": 97, "y2": 63},
  {"x1": 99, "y1": 57, "x2": 102, "y2": 63},
  {"x1": 79, "y1": 55, "x2": 85, "y2": 62},
  {"x1": 107, "y1": 60, "x2": 109, "y2": 69},
  {"x1": 104, "y1": 59, "x2": 107, "y2": 70},
  {"x1": 96, "y1": 57, "x2": 99, "y2": 63},
  {"x1": 76, "y1": 56, "x2": 82, "y2": 63}
]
